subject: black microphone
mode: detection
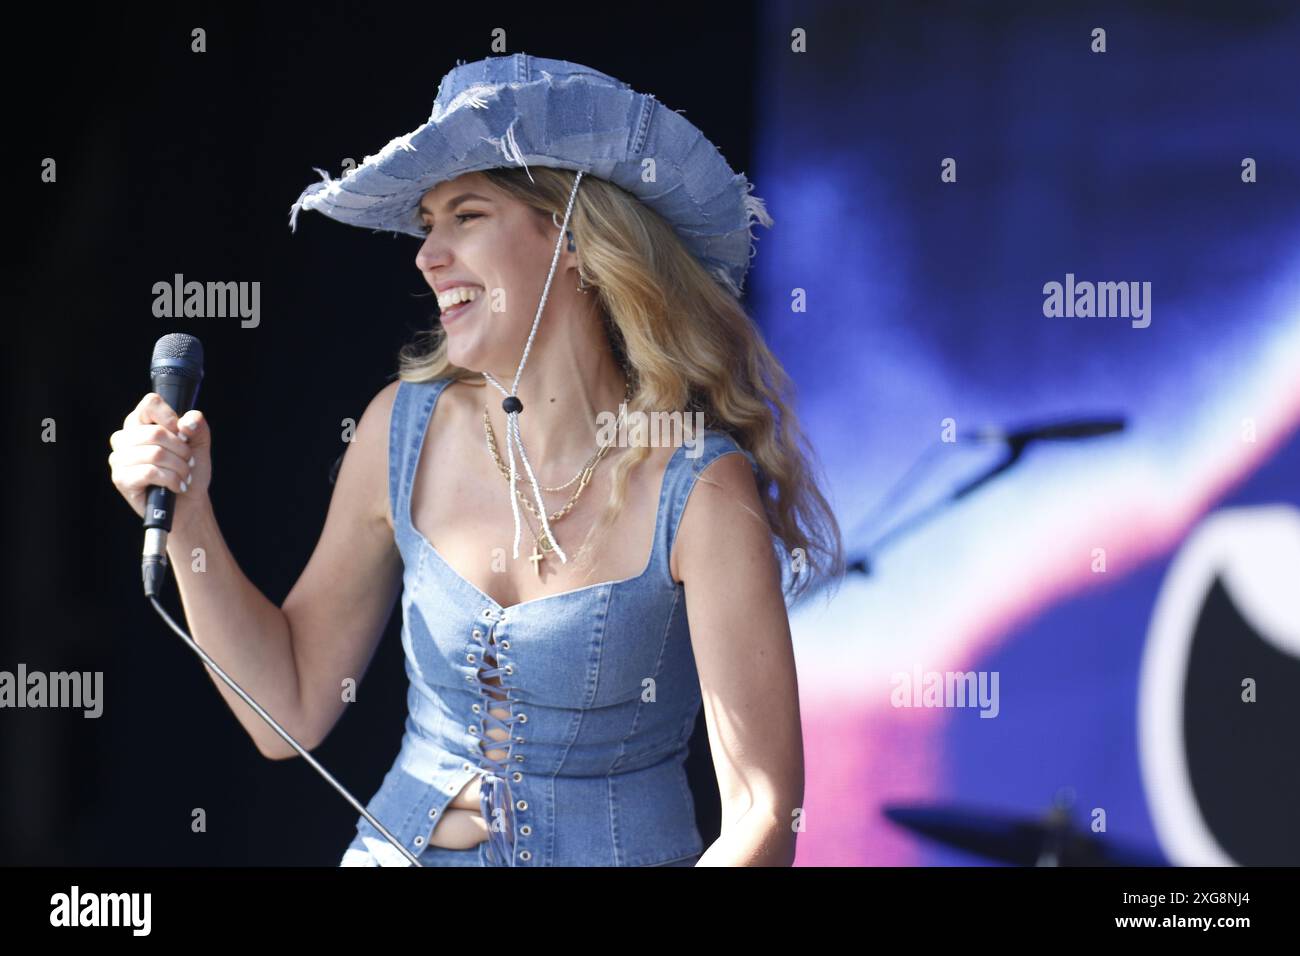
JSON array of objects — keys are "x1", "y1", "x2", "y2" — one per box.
[{"x1": 142, "y1": 333, "x2": 205, "y2": 597}]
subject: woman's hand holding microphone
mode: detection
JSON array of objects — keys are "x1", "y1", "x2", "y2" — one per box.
[{"x1": 108, "y1": 391, "x2": 211, "y2": 530}]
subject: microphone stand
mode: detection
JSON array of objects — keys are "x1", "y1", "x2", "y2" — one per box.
[{"x1": 795, "y1": 415, "x2": 1126, "y2": 602}]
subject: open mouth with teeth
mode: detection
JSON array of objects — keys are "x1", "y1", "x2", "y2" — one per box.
[{"x1": 437, "y1": 286, "x2": 482, "y2": 323}]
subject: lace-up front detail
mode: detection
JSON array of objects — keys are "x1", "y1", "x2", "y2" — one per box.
[{"x1": 469, "y1": 606, "x2": 530, "y2": 865}]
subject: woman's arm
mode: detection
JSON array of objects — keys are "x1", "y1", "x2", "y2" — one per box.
[
  {"x1": 672, "y1": 451, "x2": 804, "y2": 866},
  {"x1": 162, "y1": 381, "x2": 403, "y2": 759},
  {"x1": 272, "y1": 380, "x2": 405, "y2": 754}
]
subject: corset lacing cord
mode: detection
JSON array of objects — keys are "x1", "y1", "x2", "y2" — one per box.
[{"x1": 473, "y1": 632, "x2": 521, "y2": 866}]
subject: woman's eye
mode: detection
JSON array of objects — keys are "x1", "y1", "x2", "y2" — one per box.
[{"x1": 419, "y1": 213, "x2": 481, "y2": 235}]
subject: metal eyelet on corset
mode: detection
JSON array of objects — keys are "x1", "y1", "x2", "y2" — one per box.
[
  {"x1": 519, "y1": 850, "x2": 532, "y2": 861},
  {"x1": 472, "y1": 628, "x2": 482, "y2": 639},
  {"x1": 414, "y1": 835, "x2": 424, "y2": 846},
  {"x1": 462, "y1": 762, "x2": 473, "y2": 771},
  {"x1": 520, "y1": 825, "x2": 532, "y2": 836},
  {"x1": 471, "y1": 703, "x2": 481, "y2": 713},
  {"x1": 500, "y1": 640, "x2": 510, "y2": 649},
  {"x1": 504, "y1": 665, "x2": 514, "y2": 676},
  {"x1": 515, "y1": 799, "x2": 528, "y2": 811},
  {"x1": 515, "y1": 737, "x2": 525, "y2": 744},
  {"x1": 512, "y1": 771, "x2": 523, "y2": 782},
  {"x1": 466, "y1": 653, "x2": 476, "y2": 664},
  {"x1": 514, "y1": 754, "x2": 525, "y2": 762},
  {"x1": 517, "y1": 713, "x2": 528, "y2": 723},
  {"x1": 468, "y1": 725, "x2": 478, "y2": 735},
  {"x1": 429, "y1": 808, "x2": 439, "y2": 818}
]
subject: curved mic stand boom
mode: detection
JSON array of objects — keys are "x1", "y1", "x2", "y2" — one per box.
[{"x1": 792, "y1": 415, "x2": 1126, "y2": 606}]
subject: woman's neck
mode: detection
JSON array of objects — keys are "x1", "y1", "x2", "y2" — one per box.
[{"x1": 479, "y1": 333, "x2": 628, "y2": 481}]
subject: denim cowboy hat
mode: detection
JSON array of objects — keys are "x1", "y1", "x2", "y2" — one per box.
[{"x1": 287, "y1": 52, "x2": 772, "y2": 298}]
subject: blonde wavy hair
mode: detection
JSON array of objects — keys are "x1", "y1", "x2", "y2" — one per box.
[{"x1": 397, "y1": 166, "x2": 843, "y2": 604}]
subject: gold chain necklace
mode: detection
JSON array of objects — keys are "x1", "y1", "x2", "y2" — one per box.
[
  {"x1": 483, "y1": 381, "x2": 630, "y2": 521},
  {"x1": 482, "y1": 378, "x2": 631, "y2": 492},
  {"x1": 483, "y1": 379, "x2": 631, "y2": 574}
]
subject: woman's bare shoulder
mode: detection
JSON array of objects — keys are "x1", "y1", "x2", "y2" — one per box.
[
  {"x1": 347, "y1": 381, "x2": 401, "y2": 530},
  {"x1": 432, "y1": 377, "x2": 484, "y2": 433}
]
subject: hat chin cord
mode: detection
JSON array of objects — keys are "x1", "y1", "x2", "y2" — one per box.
[{"x1": 480, "y1": 169, "x2": 585, "y2": 565}]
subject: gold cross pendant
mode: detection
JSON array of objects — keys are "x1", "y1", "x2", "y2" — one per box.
[{"x1": 528, "y1": 531, "x2": 555, "y2": 577}]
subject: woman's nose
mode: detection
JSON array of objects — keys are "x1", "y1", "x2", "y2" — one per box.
[{"x1": 415, "y1": 235, "x2": 450, "y2": 272}]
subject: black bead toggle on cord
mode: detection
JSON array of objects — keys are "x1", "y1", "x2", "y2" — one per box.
[{"x1": 502, "y1": 396, "x2": 523, "y2": 414}]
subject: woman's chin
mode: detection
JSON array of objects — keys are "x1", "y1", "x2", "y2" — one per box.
[
  {"x1": 444, "y1": 321, "x2": 520, "y2": 375},
  {"x1": 444, "y1": 337, "x2": 499, "y2": 374}
]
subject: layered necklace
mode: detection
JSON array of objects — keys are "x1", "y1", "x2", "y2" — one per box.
[{"x1": 483, "y1": 378, "x2": 632, "y2": 575}]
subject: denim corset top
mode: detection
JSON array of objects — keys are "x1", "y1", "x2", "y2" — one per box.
[{"x1": 351, "y1": 376, "x2": 760, "y2": 866}]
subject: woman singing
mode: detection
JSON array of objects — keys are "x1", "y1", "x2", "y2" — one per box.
[{"x1": 107, "y1": 53, "x2": 842, "y2": 866}]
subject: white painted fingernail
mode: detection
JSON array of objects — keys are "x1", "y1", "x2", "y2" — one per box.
[
  {"x1": 180, "y1": 480, "x2": 188, "y2": 492},
  {"x1": 188, "y1": 455, "x2": 196, "y2": 467}
]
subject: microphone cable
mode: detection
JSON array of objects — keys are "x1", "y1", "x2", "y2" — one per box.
[{"x1": 145, "y1": 594, "x2": 424, "y2": 867}]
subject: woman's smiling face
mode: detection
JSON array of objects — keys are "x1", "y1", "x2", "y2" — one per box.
[{"x1": 414, "y1": 171, "x2": 570, "y2": 374}]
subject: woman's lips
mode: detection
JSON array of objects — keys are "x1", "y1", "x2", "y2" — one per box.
[{"x1": 440, "y1": 295, "x2": 479, "y2": 324}]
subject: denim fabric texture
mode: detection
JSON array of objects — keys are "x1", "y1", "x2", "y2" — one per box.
[
  {"x1": 340, "y1": 376, "x2": 759, "y2": 867},
  {"x1": 288, "y1": 52, "x2": 773, "y2": 300}
]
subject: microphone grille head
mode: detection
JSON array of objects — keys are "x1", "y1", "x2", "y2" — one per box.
[{"x1": 150, "y1": 333, "x2": 205, "y2": 377}]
